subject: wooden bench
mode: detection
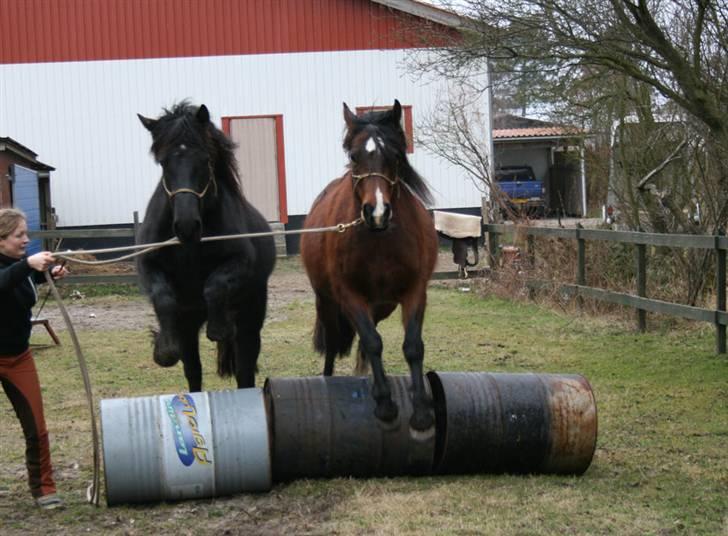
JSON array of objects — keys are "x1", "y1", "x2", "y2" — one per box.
[{"x1": 31, "y1": 318, "x2": 61, "y2": 346}]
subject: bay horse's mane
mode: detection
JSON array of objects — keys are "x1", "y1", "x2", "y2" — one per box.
[
  {"x1": 147, "y1": 101, "x2": 243, "y2": 199},
  {"x1": 343, "y1": 107, "x2": 434, "y2": 206}
]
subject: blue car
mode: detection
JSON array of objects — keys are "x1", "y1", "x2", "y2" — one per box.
[{"x1": 495, "y1": 165, "x2": 547, "y2": 218}]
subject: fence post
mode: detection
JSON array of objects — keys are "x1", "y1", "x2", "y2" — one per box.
[
  {"x1": 716, "y1": 233, "x2": 726, "y2": 354},
  {"x1": 636, "y1": 243, "x2": 647, "y2": 333},
  {"x1": 527, "y1": 234, "x2": 535, "y2": 269},
  {"x1": 487, "y1": 228, "x2": 499, "y2": 269},
  {"x1": 132, "y1": 211, "x2": 141, "y2": 289},
  {"x1": 576, "y1": 229, "x2": 585, "y2": 309},
  {"x1": 526, "y1": 234, "x2": 536, "y2": 300},
  {"x1": 133, "y1": 211, "x2": 140, "y2": 245}
]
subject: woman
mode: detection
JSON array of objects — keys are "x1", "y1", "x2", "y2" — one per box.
[{"x1": 0, "y1": 208, "x2": 68, "y2": 509}]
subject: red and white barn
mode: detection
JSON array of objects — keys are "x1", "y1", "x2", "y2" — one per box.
[{"x1": 0, "y1": 0, "x2": 491, "y2": 247}]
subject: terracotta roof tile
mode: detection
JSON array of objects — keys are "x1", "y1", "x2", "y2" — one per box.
[{"x1": 493, "y1": 126, "x2": 580, "y2": 139}]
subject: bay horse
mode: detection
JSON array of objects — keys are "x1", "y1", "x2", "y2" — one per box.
[
  {"x1": 300, "y1": 100, "x2": 439, "y2": 436},
  {"x1": 137, "y1": 102, "x2": 276, "y2": 391}
]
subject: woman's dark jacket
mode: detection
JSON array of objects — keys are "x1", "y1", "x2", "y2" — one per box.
[{"x1": 0, "y1": 252, "x2": 45, "y2": 356}]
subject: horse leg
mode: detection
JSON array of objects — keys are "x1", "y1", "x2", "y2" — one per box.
[
  {"x1": 146, "y1": 272, "x2": 184, "y2": 367},
  {"x1": 346, "y1": 301, "x2": 398, "y2": 423},
  {"x1": 231, "y1": 283, "x2": 268, "y2": 389},
  {"x1": 353, "y1": 302, "x2": 397, "y2": 375},
  {"x1": 234, "y1": 325, "x2": 260, "y2": 388},
  {"x1": 203, "y1": 260, "x2": 244, "y2": 342},
  {"x1": 179, "y1": 317, "x2": 204, "y2": 392},
  {"x1": 401, "y1": 293, "x2": 434, "y2": 435}
]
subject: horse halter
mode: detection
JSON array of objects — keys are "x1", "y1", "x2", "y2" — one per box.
[
  {"x1": 351, "y1": 172, "x2": 399, "y2": 193},
  {"x1": 161, "y1": 162, "x2": 218, "y2": 199}
]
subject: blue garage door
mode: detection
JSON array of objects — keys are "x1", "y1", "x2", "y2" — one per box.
[{"x1": 12, "y1": 164, "x2": 42, "y2": 255}]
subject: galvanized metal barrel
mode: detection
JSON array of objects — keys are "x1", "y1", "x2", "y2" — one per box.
[
  {"x1": 101, "y1": 388, "x2": 271, "y2": 505},
  {"x1": 265, "y1": 375, "x2": 435, "y2": 481},
  {"x1": 427, "y1": 372, "x2": 597, "y2": 475}
]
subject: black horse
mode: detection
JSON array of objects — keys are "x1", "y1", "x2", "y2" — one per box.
[{"x1": 137, "y1": 101, "x2": 275, "y2": 391}]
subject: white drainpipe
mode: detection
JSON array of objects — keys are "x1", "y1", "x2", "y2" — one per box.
[{"x1": 580, "y1": 143, "x2": 587, "y2": 216}]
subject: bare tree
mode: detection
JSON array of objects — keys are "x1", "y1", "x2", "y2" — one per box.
[
  {"x1": 407, "y1": 0, "x2": 728, "y2": 304},
  {"x1": 416, "y1": 84, "x2": 533, "y2": 222},
  {"x1": 435, "y1": 1, "x2": 726, "y2": 131},
  {"x1": 428, "y1": 0, "x2": 728, "y2": 225},
  {"x1": 417, "y1": 86, "x2": 491, "y2": 195}
]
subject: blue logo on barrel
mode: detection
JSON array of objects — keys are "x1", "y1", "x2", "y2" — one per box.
[{"x1": 165, "y1": 394, "x2": 212, "y2": 466}]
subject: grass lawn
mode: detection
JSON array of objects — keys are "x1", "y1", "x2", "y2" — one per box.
[{"x1": 0, "y1": 280, "x2": 726, "y2": 535}]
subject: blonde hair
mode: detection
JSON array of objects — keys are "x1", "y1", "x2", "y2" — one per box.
[{"x1": 0, "y1": 208, "x2": 27, "y2": 239}]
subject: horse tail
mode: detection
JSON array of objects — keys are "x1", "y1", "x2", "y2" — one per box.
[
  {"x1": 313, "y1": 309, "x2": 355, "y2": 358},
  {"x1": 313, "y1": 316, "x2": 327, "y2": 355},
  {"x1": 216, "y1": 338, "x2": 235, "y2": 378}
]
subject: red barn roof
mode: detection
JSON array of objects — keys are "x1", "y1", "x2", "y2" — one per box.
[{"x1": 0, "y1": 0, "x2": 462, "y2": 65}]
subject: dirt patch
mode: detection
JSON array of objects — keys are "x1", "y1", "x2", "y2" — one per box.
[{"x1": 37, "y1": 271, "x2": 315, "y2": 333}]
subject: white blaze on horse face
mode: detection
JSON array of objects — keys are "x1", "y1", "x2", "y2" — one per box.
[
  {"x1": 365, "y1": 137, "x2": 377, "y2": 153},
  {"x1": 373, "y1": 186, "x2": 386, "y2": 225}
]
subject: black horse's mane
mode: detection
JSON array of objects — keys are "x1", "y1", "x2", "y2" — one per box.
[
  {"x1": 149, "y1": 101, "x2": 243, "y2": 199},
  {"x1": 343, "y1": 108, "x2": 433, "y2": 206}
]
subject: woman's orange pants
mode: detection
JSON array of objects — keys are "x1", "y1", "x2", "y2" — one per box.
[{"x1": 0, "y1": 349, "x2": 57, "y2": 498}]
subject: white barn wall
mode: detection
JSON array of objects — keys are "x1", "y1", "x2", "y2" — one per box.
[{"x1": 1, "y1": 49, "x2": 489, "y2": 226}]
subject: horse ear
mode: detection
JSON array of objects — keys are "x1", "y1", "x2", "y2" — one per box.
[
  {"x1": 343, "y1": 103, "x2": 356, "y2": 128},
  {"x1": 389, "y1": 100, "x2": 402, "y2": 123},
  {"x1": 196, "y1": 104, "x2": 210, "y2": 124},
  {"x1": 137, "y1": 114, "x2": 157, "y2": 132}
]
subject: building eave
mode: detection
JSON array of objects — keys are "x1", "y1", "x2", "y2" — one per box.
[
  {"x1": 372, "y1": 0, "x2": 467, "y2": 29},
  {"x1": 494, "y1": 135, "x2": 584, "y2": 143},
  {"x1": 0, "y1": 137, "x2": 55, "y2": 172},
  {"x1": 0, "y1": 137, "x2": 38, "y2": 162}
]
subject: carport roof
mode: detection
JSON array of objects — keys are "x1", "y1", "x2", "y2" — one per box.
[{"x1": 493, "y1": 114, "x2": 583, "y2": 140}]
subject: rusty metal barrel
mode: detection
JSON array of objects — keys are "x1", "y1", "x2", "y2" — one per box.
[
  {"x1": 265, "y1": 375, "x2": 434, "y2": 481},
  {"x1": 426, "y1": 372, "x2": 597, "y2": 475}
]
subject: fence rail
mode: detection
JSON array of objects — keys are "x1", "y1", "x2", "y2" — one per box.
[
  {"x1": 31, "y1": 228, "x2": 136, "y2": 239},
  {"x1": 486, "y1": 223, "x2": 727, "y2": 354}
]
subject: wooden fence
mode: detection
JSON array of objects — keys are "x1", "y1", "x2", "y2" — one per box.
[
  {"x1": 485, "y1": 224, "x2": 728, "y2": 354},
  {"x1": 31, "y1": 222, "x2": 725, "y2": 353}
]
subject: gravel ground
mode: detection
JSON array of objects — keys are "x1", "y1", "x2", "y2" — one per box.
[{"x1": 37, "y1": 272, "x2": 315, "y2": 333}]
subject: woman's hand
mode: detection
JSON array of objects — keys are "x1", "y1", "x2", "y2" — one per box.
[
  {"x1": 50, "y1": 263, "x2": 69, "y2": 280},
  {"x1": 26, "y1": 251, "x2": 56, "y2": 272}
]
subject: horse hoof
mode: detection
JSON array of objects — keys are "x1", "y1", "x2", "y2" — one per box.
[
  {"x1": 374, "y1": 400, "x2": 399, "y2": 424},
  {"x1": 409, "y1": 410, "x2": 435, "y2": 435},
  {"x1": 151, "y1": 329, "x2": 180, "y2": 367},
  {"x1": 206, "y1": 321, "x2": 231, "y2": 342},
  {"x1": 375, "y1": 409, "x2": 401, "y2": 432},
  {"x1": 153, "y1": 351, "x2": 180, "y2": 367}
]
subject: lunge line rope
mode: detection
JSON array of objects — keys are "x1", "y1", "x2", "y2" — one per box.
[
  {"x1": 44, "y1": 272, "x2": 101, "y2": 506},
  {"x1": 53, "y1": 219, "x2": 363, "y2": 265}
]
